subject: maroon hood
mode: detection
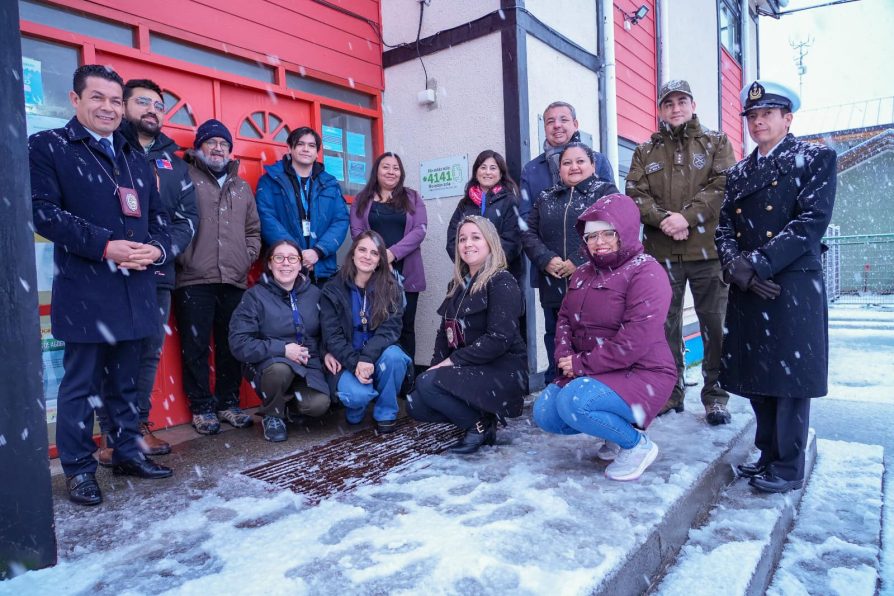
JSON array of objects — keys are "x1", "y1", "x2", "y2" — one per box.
[{"x1": 575, "y1": 193, "x2": 644, "y2": 269}]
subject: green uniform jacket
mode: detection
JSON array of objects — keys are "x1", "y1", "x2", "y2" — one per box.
[{"x1": 625, "y1": 116, "x2": 735, "y2": 261}]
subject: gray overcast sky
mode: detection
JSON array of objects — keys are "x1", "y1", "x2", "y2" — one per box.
[{"x1": 759, "y1": 0, "x2": 894, "y2": 109}]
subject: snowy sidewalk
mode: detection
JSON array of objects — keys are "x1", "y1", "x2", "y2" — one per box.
[{"x1": 4, "y1": 395, "x2": 755, "y2": 595}]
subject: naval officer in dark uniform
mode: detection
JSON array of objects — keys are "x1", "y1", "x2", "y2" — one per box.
[
  {"x1": 715, "y1": 80, "x2": 836, "y2": 494},
  {"x1": 30, "y1": 65, "x2": 174, "y2": 506}
]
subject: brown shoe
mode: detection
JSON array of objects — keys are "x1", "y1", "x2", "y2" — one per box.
[
  {"x1": 139, "y1": 422, "x2": 172, "y2": 456},
  {"x1": 97, "y1": 434, "x2": 114, "y2": 467}
]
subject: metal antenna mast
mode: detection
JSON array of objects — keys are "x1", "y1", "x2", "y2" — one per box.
[{"x1": 790, "y1": 36, "x2": 814, "y2": 98}]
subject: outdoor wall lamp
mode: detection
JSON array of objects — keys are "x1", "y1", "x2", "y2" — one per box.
[{"x1": 619, "y1": 4, "x2": 649, "y2": 28}]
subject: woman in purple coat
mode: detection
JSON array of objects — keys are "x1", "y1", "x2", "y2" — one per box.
[
  {"x1": 533, "y1": 194, "x2": 675, "y2": 481},
  {"x1": 350, "y1": 152, "x2": 427, "y2": 361}
]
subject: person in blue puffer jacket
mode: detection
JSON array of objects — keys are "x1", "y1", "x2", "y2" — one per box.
[{"x1": 256, "y1": 126, "x2": 349, "y2": 285}]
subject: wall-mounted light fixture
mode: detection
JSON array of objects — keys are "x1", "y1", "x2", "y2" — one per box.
[{"x1": 618, "y1": 4, "x2": 649, "y2": 30}]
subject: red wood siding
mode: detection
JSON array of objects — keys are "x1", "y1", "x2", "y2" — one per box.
[
  {"x1": 46, "y1": 0, "x2": 384, "y2": 91},
  {"x1": 614, "y1": 0, "x2": 657, "y2": 143},
  {"x1": 720, "y1": 48, "x2": 744, "y2": 159}
]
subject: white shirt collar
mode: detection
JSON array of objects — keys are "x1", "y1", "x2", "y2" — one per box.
[
  {"x1": 758, "y1": 137, "x2": 786, "y2": 159},
  {"x1": 85, "y1": 128, "x2": 114, "y2": 146}
]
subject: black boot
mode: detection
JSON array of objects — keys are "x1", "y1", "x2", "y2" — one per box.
[{"x1": 449, "y1": 417, "x2": 496, "y2": 455}]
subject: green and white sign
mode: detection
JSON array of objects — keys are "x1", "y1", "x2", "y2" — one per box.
[{"x1": 419, "y1": 154, "x2": 467, "y2": 200}]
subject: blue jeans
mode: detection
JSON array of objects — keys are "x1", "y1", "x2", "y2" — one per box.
[
  {"x1": 533, "y1": 377, "x2": 640, "y2": 449},
  {"x1": 338, "y1": 345, "x2": 410, "y2": 423}
]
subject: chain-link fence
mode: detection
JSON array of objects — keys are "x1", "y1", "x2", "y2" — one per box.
[{"x1": 823, "y1": 227, "x2": 894, "y2": 305}]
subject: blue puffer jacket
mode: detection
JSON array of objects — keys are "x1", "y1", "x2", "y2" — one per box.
[{"x1": 256, "y1": 157, "x2": 349, "y2": 279}]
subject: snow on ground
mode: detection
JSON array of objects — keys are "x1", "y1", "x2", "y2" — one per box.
[
  {"x1": 1, "y1": 397, "x2": 753, "y2": 596},
  {"x1": 768, "y1": 440, "x2": 885, "y2": 596},
  {"x1": 827, "y1": 305, "x2": 894, "y2": 406},
  {"x1": 3, "y1": 304, "x2": 891, "y2": 595}
]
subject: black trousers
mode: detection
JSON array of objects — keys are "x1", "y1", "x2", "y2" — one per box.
[
  {"x1": 400, "y1": 291, "x2": 419, "y2": 363},
  {"x1": 750, "y1": 396, "x2": 811, "y2": 481},
  {"x1": 57, "y1": 341, "x2": 143, "y2": 477},
  {"x1": 407, "y1": 370, "x2": 483, "y2": 430},
  {"x1": 173, "y1": 283, "x2": 244, "y2": 414}
]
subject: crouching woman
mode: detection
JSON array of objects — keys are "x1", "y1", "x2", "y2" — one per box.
[
  {"x1": 229, "y1": 240, "x2": 331, "y2": 442},
  {"x1": 320, "y1": 231, "x2": 411, "y2": 434},
  {"x1": 408, "y1": 216, "x2": 528, "y2": 454},
  {"x1": 533, "y1": 194, "x2": 675, "y2": 481}
]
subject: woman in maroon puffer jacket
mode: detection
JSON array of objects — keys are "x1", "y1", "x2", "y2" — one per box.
[{"x1": 533, "y1": 193, "x2": 675, "y2": 481}]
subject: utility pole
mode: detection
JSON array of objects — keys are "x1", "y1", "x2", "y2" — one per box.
[
  {"x1": 790, "y1": 36, "x2": 814, "y2": 99},
  {"x1": 0, "y1": 0, "x2": 58, "y2": 578}
]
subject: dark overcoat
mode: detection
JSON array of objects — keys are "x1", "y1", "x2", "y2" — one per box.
[
  {"x1": 715, "y1": 133, "x2": 837, "y2": 398},
  {"x1": 228, "y1": 275, "x2": 330, "y2": 397},
  {"x1": 521, "y1": 174, "x2": 619, "y2": 307},
  {"x1": 30, "y1": 117, "x2": 171, "y2": 343},
  {"x1": 429, "y1": 270, "x2": 529, "y2": 418},
  {"x1": 320, "y1": 275, "x2": 405, "y2": 394},
  {"x1": 445, "y1": 186, "x2": 524, "y2": 285}
]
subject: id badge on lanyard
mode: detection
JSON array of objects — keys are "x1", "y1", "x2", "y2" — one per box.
[{"x1": 298, "y1": 178, "x2": 312, "y2": 237}]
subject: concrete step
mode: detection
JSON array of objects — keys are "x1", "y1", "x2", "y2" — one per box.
[
  {"x1": 767, "y1": 439, "x2": 885, "y2": 595},
  {"x1": 650, "y1": 430, "x2": 818, "y2": 596}
]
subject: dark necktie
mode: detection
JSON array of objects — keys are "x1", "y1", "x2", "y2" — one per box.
[{"x1": 98, "y1": 137, "x2": 115, "y2": 162}]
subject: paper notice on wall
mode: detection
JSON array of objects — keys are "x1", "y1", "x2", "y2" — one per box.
[
  {"x1": 322, "y1": 125, "x2": 343, "y2": 152},
  {"x1": 348, "y1": 160, "x2": 367, "y2": 185},
  {"x1": 22, "y1": 56, "x2": 44, "y2": 113},
  {"x1": 324, "y1": 155, "x2": 345, "y2": 182},
  {"x1": 35, "y1": 241, "x2": 55, "y2": 292},
  {"x1": 346, "y1": 131, "x2": 366, "y2": 157}
]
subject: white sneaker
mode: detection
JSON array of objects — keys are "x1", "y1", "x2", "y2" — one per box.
[
  {"x1": 605, "y1": 433, "x2": 659, "y2": 481},
  {"x1": 596, "y1": 440, "x2": 621, "y2": 461}
]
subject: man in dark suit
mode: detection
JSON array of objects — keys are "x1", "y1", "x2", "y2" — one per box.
[
  {"x1": 30, "y1": 64, "x2": 174, "y2": 506},
  {"x1": 715, "y1": 80, "x2": 837, "y2": 494}
]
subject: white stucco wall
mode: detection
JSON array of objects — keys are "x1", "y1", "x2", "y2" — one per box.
[
  {"x1": 382, "y1": 32, "x2": 505, "y2": 365},
  {"x1": 381, "y1": 0, "x2": 499, "y2": 44},
  {"x1": 525, "y1": 34, "x2": 602, "y2": 154},
  {"x1": 524, "y1": 0, "x2": 599, "y2": 54},
  {"x1": 665, "y1": 1, "x2": 721, "y2": 129}
]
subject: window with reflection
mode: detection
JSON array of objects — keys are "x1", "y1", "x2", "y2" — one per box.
[
  {"x1": 320, "y1": 107, "x2": 374, "y2": 196},
  {"x1": 718, "y1": 0, "x2": 742, "y2": 63},
  {"x1": 21, "y1": 36, "x2": 78, "y2": 135},
  {"x1": 238, "y1": 110, "x2": 290, "y2": 143},
  {"x1": 162, "y1": 90, "x2": 197, "y2": 128},
  {"x1": 19, "y1": 0, "x2": 134, "y2": 47}
]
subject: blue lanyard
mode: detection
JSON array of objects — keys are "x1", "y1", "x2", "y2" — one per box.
[
  {"x1": 297, "y1": 177, "x2": 311, "y2": 214},
  {"x1": 480, "y1": 191, "x2": 487, "y2": 215},
  {"x1": 288, "y1": 291, "x2": 305, "y2": 344}
]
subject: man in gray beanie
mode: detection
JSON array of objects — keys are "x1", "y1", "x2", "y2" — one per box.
[{"x1": 175, "y1": 119, "x2": 261, "y2": 435}]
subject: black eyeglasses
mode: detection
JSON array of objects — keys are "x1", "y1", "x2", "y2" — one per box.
[
  {"x1": 131, "y1": 96, "x2": 166, "y2": 113},
  {"x1": 271, "y1": 255, "x2": 301, "y2": 264}
]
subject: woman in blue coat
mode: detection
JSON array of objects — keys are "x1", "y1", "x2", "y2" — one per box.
[{"x1": 255, "y1": 127, "x2": 349, "y2": 284}]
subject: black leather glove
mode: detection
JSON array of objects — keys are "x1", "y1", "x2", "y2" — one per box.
[
  {"x1": 750, "y1": 278, "x2": 782, "y2": 300},
  {"x1": 725, "y1": 256, "x2": 755, "y2": 291}
]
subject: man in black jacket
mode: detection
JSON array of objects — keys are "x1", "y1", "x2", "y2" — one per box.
[{"x1": 97, "y1": 78, "x2": 198, "y2": 464}]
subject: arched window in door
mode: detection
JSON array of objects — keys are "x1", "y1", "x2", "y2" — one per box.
[
  {"x1": 238, "y1": 110, "x2": 290, "y2": 144},
  {"x1": 161, "y1": 90, "x2": 197, "y2": 128}
]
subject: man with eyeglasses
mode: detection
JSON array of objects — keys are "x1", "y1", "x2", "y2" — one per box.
[
  {"x1": 175, "y1": 119, "x2": 261, "y2": 435},
  {"x1": 94, "y1": 79, "x2": 199, "y2": 466},
  {"x1": 626, "y1": 80, "x2": 736, "y2": 425}
]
